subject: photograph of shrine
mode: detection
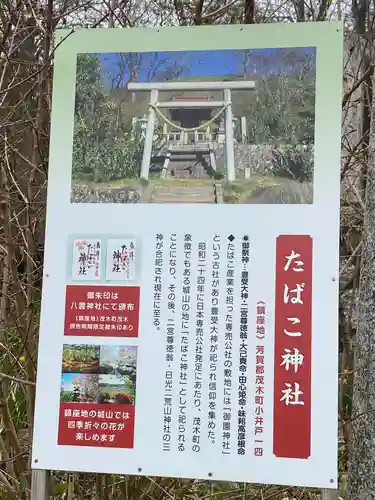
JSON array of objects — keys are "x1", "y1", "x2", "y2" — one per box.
[{"x1": 70, "y1": 47, "x2": 316, "y2": 204}]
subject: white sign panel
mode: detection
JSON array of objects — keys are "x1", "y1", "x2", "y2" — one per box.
[{"x1": 32, "y1": 23, "x2": 343, "y2": 489}]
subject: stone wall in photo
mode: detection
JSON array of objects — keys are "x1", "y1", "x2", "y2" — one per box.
[
  {"x1": 215, "y1": 143, "x2": 313, "y2": 175},
  {"x1": 71, "y1": 185, "x2": 140, "y2": 204}
]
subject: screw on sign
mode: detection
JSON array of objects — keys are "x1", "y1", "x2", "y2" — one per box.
[{"x1": 273, "y1": 235, "x2": 312, "y2": 459}]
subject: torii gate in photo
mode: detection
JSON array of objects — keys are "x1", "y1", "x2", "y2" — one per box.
[{"x1": 127, "y1": 80, "x2": 256, "y2": 182}]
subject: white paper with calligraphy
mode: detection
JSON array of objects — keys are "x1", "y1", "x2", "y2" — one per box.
[
  {"x1": 71, "y1": 239, "x2": 101, "y2": 280},
  {"x1": 106, "y1": 238, "x2": 137, "y2": 281}
]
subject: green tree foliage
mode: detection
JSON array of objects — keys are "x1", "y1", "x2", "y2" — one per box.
[
  {"x1": 243, "y1": 75, "x2": 315, "y2": 146},
  {"x1": 238, "y1": 49, "x2": 316, "y2": 146},
  {"x1": 72, "y1": 54, "x2": 149, "y2": 182},
  {"x1": 73, "y1": 50, "x2": 315, "y2": 185},
  {"x1": 271, "y1": 144, "x2": 314, "y2": 182},
  {"x1": 234, "y1": 49, "x2": 315, "y2": 183}
]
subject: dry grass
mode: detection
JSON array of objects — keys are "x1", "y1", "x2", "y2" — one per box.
[
  {"x1": 222, "y1": 174, "x2": 283, "y2": 203},
  {"x1": 41, "y1": 474, "x2": 326, "y2": 500}
]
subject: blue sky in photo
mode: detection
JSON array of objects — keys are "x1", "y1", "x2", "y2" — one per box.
[
  {"x1": 61, "y1": 373, "x2": 97, "y2": 391},
  {"x1": 61, "y1": 373, "x2": 78, "y2": 391},
  {"x1": 98, "y1": 47, "x2": 316, "y2": 87}
]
